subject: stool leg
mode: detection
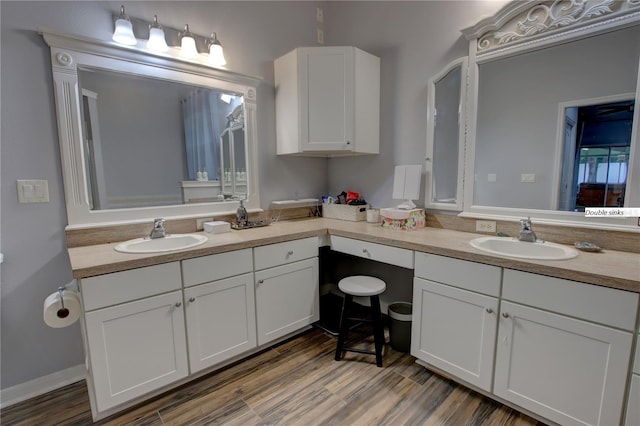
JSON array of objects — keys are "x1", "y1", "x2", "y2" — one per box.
[
  {"x1": 335, "y1": 294, "x2": 353, "y2": 361},
  {"x1": 371, "y1": 295, "x2": 384, "y2": 367}
]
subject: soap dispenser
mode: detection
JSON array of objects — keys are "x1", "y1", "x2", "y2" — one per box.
[{"x1": 236, "y1": 200, "x2": 248, "y2": 227}]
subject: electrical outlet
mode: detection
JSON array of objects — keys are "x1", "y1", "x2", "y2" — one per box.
[
  {"x1": 317, "y1": 28, "x2": 324, "y2": 45},
  {"x1": 476, "y1": 220, "x2": 497, "y2": 233},
  {"x1": 316, "y1": 7, "x2": 324, "y2": 23},
  {"x1": 196, "y1": 217, "x2": 214, "y2": 231}
]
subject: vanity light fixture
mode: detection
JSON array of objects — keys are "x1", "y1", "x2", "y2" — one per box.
[
  {"x1": 179, "y1": 24, "x2": 199, "y2": 58},
  {"x1": 112, "y1": 5, "x2": 137, "y2": 45},
  {"x1": 146, "y1": 15, "x2": 168, "y2": 52},
  {"x1": 207, "y1": 32, "x2": 227, "y2": 66}
]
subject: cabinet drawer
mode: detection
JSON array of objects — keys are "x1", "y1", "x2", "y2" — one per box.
[
  {"x1": 182, "y1": 249, "x2": 253, "y2": 287},
  {"x1": 80, "y1": 262, "x2": 181, "y2": 311},
  {"x1": 330, "y1": 235, "x2": 413, "y2": 269},
  {"x1": 502, "y1": 269, "x2": 638, "y2": 330},
  {"x1": 253, "y1": 237, "x2": 318, "y2": 271},
  {"x1": 414, "y1": 252, "x2": 501, "y2": 297}
]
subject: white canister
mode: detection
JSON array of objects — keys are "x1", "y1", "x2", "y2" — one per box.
[{"x1": 366, "y1": 208, "x2": 380, "y2": 223}]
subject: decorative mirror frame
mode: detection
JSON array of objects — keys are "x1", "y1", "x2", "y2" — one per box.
[
  {"x1": 39, "y1": 28, "x2": 261, "y2": 228},
  {"x1": 461, "y1": 0, "x2": 640, "y2": 230},
  {"x1": 425, "y1": 56, "x2": 468, "y2": 211}
]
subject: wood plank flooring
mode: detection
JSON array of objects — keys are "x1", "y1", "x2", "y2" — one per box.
[{"x1": 1, "y1": 327, "x2": 545, "y2": 426}]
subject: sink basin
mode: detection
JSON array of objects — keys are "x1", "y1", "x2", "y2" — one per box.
[
  {"x1": 114, "y1": 234, "x2": 208, "y2": 254},
  {"x1": 470, "y1": 237, "x2": 578, "y2": 260}
]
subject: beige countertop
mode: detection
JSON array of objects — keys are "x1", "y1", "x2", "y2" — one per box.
[{"x1": 68, "y1": 218, "x2": 640, "y2": 293}]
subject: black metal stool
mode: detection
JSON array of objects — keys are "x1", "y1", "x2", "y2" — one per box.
[{"x1": 334, "y1": 275, "x2": 386, "y2": 367}]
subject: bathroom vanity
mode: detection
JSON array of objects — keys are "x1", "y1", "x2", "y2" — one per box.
[{"x1": 67, "y1": 218, "x2": 639, "y2": 423}]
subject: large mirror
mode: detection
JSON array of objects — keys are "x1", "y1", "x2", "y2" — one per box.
[
  {"x1": 79, "y1": 67, "x2": 246, "y2": 209},
  {"x1": 41, "y1": 29, "x2": 260, "y2": 227},
  {"x1": 462, "y1": 1, "x2": 640, "y2": 230}
]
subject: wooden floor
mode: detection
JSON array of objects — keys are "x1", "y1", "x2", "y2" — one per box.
[{"x1": 1, "y1": 327, "x2": 545, "y2": 426}]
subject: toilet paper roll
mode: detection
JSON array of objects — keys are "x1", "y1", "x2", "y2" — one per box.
[{"x1": 43, "y1": 290, "x2": 81, "y2": 328}]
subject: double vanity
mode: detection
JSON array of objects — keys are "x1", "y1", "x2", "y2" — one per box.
[{"x1": 67, "y1": 218, "x2": 640, "y2": 424}]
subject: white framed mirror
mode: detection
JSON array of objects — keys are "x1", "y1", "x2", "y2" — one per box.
[
  {"x1": 462, "y1": 0, "x2": 640, "y2": 230},
  {"x1": 40, "y1": 29, "x2": 261, "y2": 228},
  {"x1": 425, "y1": 57, "x2": 467, "y2": 211}
]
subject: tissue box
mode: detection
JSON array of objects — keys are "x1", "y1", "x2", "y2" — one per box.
[
  {"x1": 379, "y1": 208, "x2": 425, "y2": 231},
  {"x1": 322, "y1": 203, "x2": 369, "y2": 221},
  {"x1": 203, "y1": 221, "x2": 231, "y2": 234}
]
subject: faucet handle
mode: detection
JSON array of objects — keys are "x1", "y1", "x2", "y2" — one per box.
[
  {"x1": 153, "y1": 218, "x2": 165, "y2": 228},
  {"x1": 520, "y1": 217, "x2": 532, "y2": 230}
]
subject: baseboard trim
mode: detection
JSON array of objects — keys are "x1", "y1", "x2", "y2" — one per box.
[{"x1": 0, "y1": 364, "x2": 85, "y2": 409}]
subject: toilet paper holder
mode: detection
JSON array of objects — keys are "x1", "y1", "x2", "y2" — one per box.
[{"x1": 56, "y1": 287, "x2": 70, "y2": 319}]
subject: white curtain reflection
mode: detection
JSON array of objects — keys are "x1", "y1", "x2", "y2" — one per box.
[{"x1": 182, "y1": 90, "x2": 221, "y2": 180}]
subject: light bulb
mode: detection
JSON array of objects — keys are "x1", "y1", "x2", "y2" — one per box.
[
  {"x1": 146, "y1": 15, "x2": 168, "y2": 52},
  {"x1": 180, "y1": 24, "x2": 199, "y2": 58},
  {"x1": 207, "y1": 33, "x2": 227, "y2": 66},
  {"x1": 112, "y1": 6, "x2": 136, "y2": 46}
]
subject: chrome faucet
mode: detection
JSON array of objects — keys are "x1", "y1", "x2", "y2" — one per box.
[
  {"x1": 518, "y1": 217, "x2": 537, "y2": 242},
  {"x1": 149, "y1": 218, "x2": 166, "y2": 239}
]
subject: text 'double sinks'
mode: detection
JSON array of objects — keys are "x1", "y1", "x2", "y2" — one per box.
[
  {"x1": 114, "y1": 234, "x2": 208, "y2": 254},
  {"x1": 470, "y1": 237, "x2": 578, "y2": 261}
]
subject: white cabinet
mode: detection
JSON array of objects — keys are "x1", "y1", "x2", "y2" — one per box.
[
  {"x1": 80, "y1": 263, "x2": 187, "y2": 413},
  {"x1": 182, "y1": 249, "x2": 256, "y2": 373},
  {"x1": 624, "y1": 332, "x2": 640, "y2": 426},
  {"x1": 495, "y1": 270, "x2": 637, "y2": 426},
  {"x1": 275, "y1": 46, "x2": 379, "y2": 156},
  {"x1": 412, "y1": 255, "x2": 639, "y2": 426},
  {"x1": 254, "y1": 238, "x2": 319, "y2": 345},
  {"x1": 411, "y1": 253, "x2": 500, "y2": 391}
]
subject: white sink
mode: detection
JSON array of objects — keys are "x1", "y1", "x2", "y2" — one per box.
[
  {"x1": 470, "y1": 237, "x2": 578, "y2": 260},
  {"x1": 114, "y1": 234, "x2": 208, "y2": 254}
]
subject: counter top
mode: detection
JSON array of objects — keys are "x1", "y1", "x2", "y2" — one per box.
[{"x1": 68, "y1": 218, "x2": 639, "y2": 293}]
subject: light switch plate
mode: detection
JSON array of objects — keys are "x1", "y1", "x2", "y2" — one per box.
[
  {"x1": 17, "y1": 179, "x2": 50, "y2": 203},
  {"x1": 487, "y1": 173, "x2": 497, "y2": 182},
  {"x1": 521, "y1": 173, "x2": 536, "y2": 183}
]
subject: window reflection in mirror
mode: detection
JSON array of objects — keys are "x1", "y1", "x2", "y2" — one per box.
[
  {"x1": 559, "y1": 99, "x2": 633, "y2": 211},
  {"x1": 78, "y1": 67, "x2": 246, "y2": 210},
  {"x1": 473, "y1": 25, "x2": 639, "y2": 211}
]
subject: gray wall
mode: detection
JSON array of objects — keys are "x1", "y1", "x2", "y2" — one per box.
[{"x1": 0, "y1": 1, "x2": 505, "y2": 391}]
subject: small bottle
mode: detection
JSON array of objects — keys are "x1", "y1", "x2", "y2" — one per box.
[
  {"x1": 202, "y1": 171, "x2": 208, "y2": 181},
  {"x1": 196, "y1": 171, "x2": 203, "y2": 181},
  {"x1": 236, "y1": 200, "x2": 248, "y2": 227}
]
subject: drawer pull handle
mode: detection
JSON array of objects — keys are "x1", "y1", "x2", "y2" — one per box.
[
  {"x1": 486, "y1": 308, "x2": 494, "y2": 314},
  {"x1": 286, "y1": 250, "x2": 294, "y2": 258},
  {"x1": 189, "y1": 297, "x2": 196, "y2": 303},
  {"x1": 362, "y1": 248, "x2": 369, "y2": 254},
  {"x1": 502, "y1": 312, "x2": 510, "y2": 318},
  {"x1": 175, "y1": 302, "x2": 182, "y2": 308}
]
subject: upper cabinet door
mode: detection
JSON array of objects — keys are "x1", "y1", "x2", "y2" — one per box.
[
  {"x1": 300, "y1": 47, "x2": 354, "y2": 151},
  {"x1": 425, "y1": 57, "x2": 467, "y2": 211},
  {"x1": 275, "y1": 46, "x2": 380, "y2": 156}
]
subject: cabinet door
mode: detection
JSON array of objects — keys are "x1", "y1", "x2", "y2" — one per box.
[
  {"x1": 299, "y1": 47, "x2": 354, "y2": 151},
  {"x1": 255, "y1": 258, "x2": 319, "y2": 345},
  {"x1": 495, "y1": 301, "x2": 633, "y2": 426},
  {"x1": 85, "y1": 291, "x2": 188, "y2": 411},
  {"x1": 625, "y1": 374, "x2": 639, "y2": 426},
  {"x1": 411, "y1": 277, "x2": 498, "y2": 391},
  {"x1": 184, "y1": 273, "x2": 257, "y2": 373}
]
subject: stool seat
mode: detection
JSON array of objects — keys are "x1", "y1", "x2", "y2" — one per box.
[
  {"x1": 338, "y1": 276, "x2": 386, "y2": 296},
  {"x1": 335, "y1": 275, "x2": 387, "y2": 367}
]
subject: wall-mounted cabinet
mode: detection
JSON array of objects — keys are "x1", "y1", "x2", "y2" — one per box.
[{"x1": 275, "y1": 46, "x2": 380, "y2": 157}]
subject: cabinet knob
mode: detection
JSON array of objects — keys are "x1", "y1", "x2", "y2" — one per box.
[
  {"x1": 189, "y1": 297, "x2": 196, "y2": 303},
  {"x1": 502, "y1": 312, "x2": 510, "y2": 318},
  {"x1": 257, "y1": 279, "x2": 264, "y2": 287},
  {"x1": 286, "y1": 250, "x2": 294, "y2": 258},
  {"x1": 175, "y1": 302, "x2": 182, "y2": 308},
  {"x1": 486, "y1": 308, "x2": 494, "y2": 314},
  {"x1": 346, "y1": 141, "x2": 351, "y2": 145},
  {"x1": 362, "y1": 248, "x2": 369, "y2": 254}
]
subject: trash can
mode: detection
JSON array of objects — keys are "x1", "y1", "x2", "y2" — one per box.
[{"x1": 388, "y1": 302, "x2": 412, "y2": 352}]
